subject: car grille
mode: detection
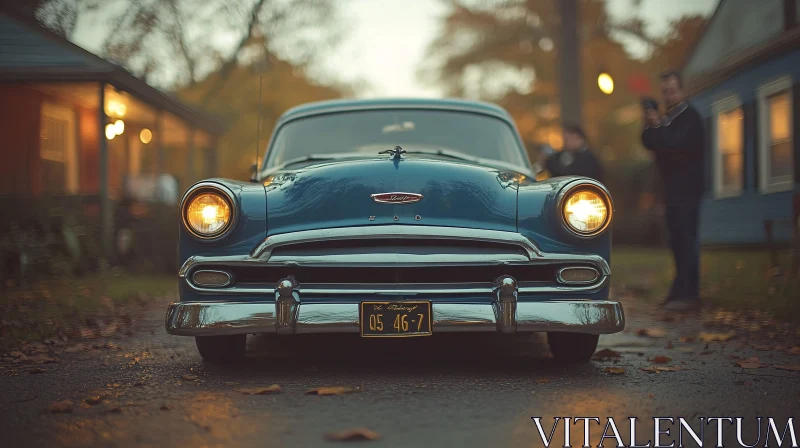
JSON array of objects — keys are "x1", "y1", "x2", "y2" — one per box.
[{"x1": 204, "y1": 263, "x2": 594, "y2": 285}]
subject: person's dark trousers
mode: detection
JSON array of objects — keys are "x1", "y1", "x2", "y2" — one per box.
[{"x1": 664, "y1": 194, "x2": 703, "y2": 300}]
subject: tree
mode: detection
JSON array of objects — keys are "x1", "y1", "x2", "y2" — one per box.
[
  {"x1": 178, "y1": 39, "x2": 349, "y2": 179},
  {"x1": 22, "y1": 0, "x2": 342, "y2": 91},
  {"x1": 1, "y1": 0, "x2": 101, "y2": 37},
  {"x1": 420, "y1": 0, "x2": 707, "y2": 161}
]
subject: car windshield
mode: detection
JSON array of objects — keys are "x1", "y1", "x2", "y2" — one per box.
[{"x1": 264, "y1": 109, "x2": 528, "y2": 168}]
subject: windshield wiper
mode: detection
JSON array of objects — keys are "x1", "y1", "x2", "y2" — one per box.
[
  {"x1": 402, "y1": 148, "x2": 480, "y2": 163},
  {"x1": 279, "y1": 153, "x2": 366, "y2": 168}
]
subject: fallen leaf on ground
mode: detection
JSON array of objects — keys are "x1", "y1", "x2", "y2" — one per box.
[
  {"x1": 84, "y1": 396, "x2": 102, "y2": 405},
  {"x1": 700, "y1": 350, "x2": 714, "y2": 355},
  {"x1": 752, "y1": 345, "x2": 774, "y2": 351},
  {"x1": 181, "y1": 374, "x2": 198, "y2": 381},
  {"x1": 651, "y1": 356, "x2": 672, "y2": 364},
  {"x1": 788, "y1": 347, "x2": 800, "y2": 355},
  {"x1": 641, "y1": 366, "x2": 684, "y2": 373},
  {"x1": 159, "y1": 404, "x2": 171, "y2": 411},
  {"x1": 100, "y1": 323, "x2": 119, "y2": 337},
  {"x1": 592, "y1": 349, "x2": 621, "y2": 360},
  {"x1": 28, "y1": 368, "x2": 47, "y2": 374},
  {"x1": 666, "y1": 341, "x2": 674, "y2": 349},
  {"x1": 772, "y1": 365, "x2": 800, "y2": 372},
  {"x1": 636, "y1": 328, "x2": 668, "y2": 338},
  {"x1": 46, "y1": 400, "x2": 73, "y2": 413},
  {"x1": 324, "y1": 428, "x2": 380, "y2": 442},
  {"x1": 736, "y1": 357, "x2": 765, "y2": 369},
  {"x1": 603, "y1": 367, "x2": 625, "y2": 375},
  {"x1": 306, "y1": 386, "x2": 360, "y2": 396},
  {"x1": 679, "y1": 336, "x2": 696, "y2": 343},
  {"x1": 698, "y1": 331, "x2": 736, "y2": 343},
  {"x1": 27, "y1": 355, "x2": 58, "y2": 364},
  {"x1": 8, "y1": 351, "x2": 25, "y2": 359},
  {"x1": 64, "y1": 344, "x2": 92, "y2": 353},
  {"x1": 234, "y1": 385, "x2": 282, "y2": 395},
  {"x1": 535, "y1": 378, "x2": 550, "y2": 383}
]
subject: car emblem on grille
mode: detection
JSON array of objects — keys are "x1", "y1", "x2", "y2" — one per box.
[{"x1": 371, "y1": 192, "x2": 423, "y2": 204}]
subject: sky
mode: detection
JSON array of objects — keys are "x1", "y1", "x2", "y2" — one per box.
[{"x1": 72, "y1": 0, "x2": 720, "y2": 98}]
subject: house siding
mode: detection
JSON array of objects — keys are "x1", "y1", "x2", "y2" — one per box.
[
  {"x1": 0, "y1": 84, "x2": 42, "y2": 195},
  {"x1": 691, "y1": 49, "x2": 800, "y2": 245}
]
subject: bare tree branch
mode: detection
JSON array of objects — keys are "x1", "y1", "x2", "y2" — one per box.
[{"x1": 198, "y1": 0, "x2": 267, "y2": 106}]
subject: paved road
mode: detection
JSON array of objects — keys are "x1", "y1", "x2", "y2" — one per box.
[{"x1": 2, "y1": 297, "x2": 799, "y2": 447}]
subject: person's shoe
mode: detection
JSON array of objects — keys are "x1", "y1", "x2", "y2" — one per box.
[{"x1": 661, "y1": 298, "x2": 703, "y2": 312}]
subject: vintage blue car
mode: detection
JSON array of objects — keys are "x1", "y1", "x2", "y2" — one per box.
[{"x1": 165, "y1": 98, "x2": 625, "y2": 363}]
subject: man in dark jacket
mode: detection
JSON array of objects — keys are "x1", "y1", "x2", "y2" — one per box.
[
  {"x1": 539, "y1": 124, "x2": 604, "y2": 183},
  {"x1": 641, "y1": 71, "x2": 705, "y2": 311}
]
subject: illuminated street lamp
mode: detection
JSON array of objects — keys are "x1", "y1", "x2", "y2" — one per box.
[
  {"x1": 598, "y1": 72, "x2": 614, "y2": 95},
  {"x1": 113, "y1": 119, "x2": 125, "y2": 135}
]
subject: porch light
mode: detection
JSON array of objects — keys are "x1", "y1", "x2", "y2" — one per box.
[
  {"x1": 598, "y1": 72, "x2": 614, "y2": 94},
  {"x1": 140, "y1": 128, "x2": 152, "y2": 144},
  {"x1": 105, "y1": 123, "x2": 116, "y2": 140},
  {"x1": 113, "y1": 119, "x2": 125, "y2": 135}
]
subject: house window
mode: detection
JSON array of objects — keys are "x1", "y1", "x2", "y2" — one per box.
[
  {"x1": 757, "y1": 76, "x2": 794, "y2": 193},
  {"x1": 712, "y1": 96, "x2": 744, "y2": 198},
  {"x1": 40, "y1": 102, "x2": 78, "y2": 194}
]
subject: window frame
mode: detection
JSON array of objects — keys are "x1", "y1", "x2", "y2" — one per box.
[
  {"x1": 711, "y1": 95, "x2": 744, "y2": 199},
  {"x1": 756, "y1": 76, "x2": 794, "y2": 194},
  {"x1": 40, "y1": 102, "x2": 79, "y2": 194}
]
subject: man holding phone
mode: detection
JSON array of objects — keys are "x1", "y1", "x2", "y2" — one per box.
[{"x1": 641, "y1": 71, "x2": 706, "y2": 312}]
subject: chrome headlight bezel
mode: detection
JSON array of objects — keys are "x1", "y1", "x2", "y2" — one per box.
[
  {"x1": 556, "y1": 180, "x2": 613, "y2": 238},
  {"x1": 181, "y1": 182, "x2": 236, "y2": 241}
]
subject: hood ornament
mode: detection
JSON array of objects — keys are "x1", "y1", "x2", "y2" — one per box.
[
  {"x1": 379, "y1": 145, "x2": 407, "y2": 161},
  {"x1": 371, "y1": 192, "x2": 423, "y2": 204}
]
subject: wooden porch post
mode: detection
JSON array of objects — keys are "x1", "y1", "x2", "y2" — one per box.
[
  {"x1": 156, "y1": 109, "x2": 164, "y2": 176},
  {"x1": 98, "y1": 83, "x2": 113, "y2": 260}
]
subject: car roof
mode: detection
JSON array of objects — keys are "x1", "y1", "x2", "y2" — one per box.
[{"x1": 278, "y1": 98, "x2": 514, "y2": 123}]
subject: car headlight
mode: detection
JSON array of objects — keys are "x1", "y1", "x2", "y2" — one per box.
[
  {"x1": 561, "y1": 184, "x2": 611, "y2": 236},
  {"x1": 183, "y1": 187, "x2": 233, "y2": 239}
]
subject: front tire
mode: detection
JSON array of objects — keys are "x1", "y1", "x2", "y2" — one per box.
[
  {"x1": 547, "y1": 332, "x2": 599, "y2": 363},
  {"x1": 195, "y1": 335, "x2": 246, "y2": 363}
]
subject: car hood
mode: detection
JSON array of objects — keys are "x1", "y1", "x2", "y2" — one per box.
[{"x1": 263, "y1": 156, "x2": 522, "y2": 235}]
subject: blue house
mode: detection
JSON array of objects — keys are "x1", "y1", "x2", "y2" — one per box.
[{"x1": 683, "y1": 0, "x2": 799, "y2": 246}]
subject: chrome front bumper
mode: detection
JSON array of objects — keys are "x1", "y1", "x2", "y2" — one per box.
[
  {"x1": 165, "y1": 299, "x2": 625, "y2": 336},
  {"x1": 168, "y1": 225, "x2": 624, "y2": 337}
]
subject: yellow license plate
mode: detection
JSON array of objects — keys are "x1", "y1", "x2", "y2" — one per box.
[{"x1": 360, "y1": 301, "x2": 432, "y2": 337}]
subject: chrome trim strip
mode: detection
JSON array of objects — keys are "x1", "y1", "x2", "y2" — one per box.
[
  {"x1": 249, "y1": 226, "x2": 543, "y2": 260},
  {"x1": 165, "y1": 300, "x2": 625, "y2": 336},
  {"x1": 191, "y1": 269, "x2": 233, "y2": 287},
  {"x1": 182, "y1": 276, "x2": 609, "y2": 296},
  {"x1": 556, "y1": 266, "x2": 600, "y2": 285}
]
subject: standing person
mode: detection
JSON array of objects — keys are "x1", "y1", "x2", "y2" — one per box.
[
  {"x1": 538, "y1": 124, "x2": 604, "y2": 183},
  {"x1": 641, "y1": 71, "x2": 705, "y2": 311}
]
